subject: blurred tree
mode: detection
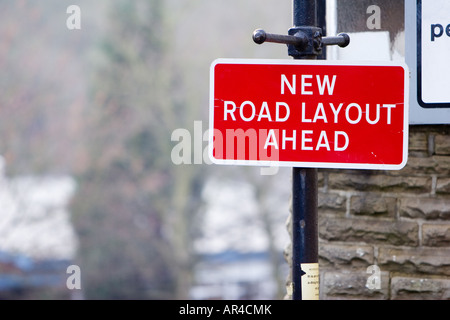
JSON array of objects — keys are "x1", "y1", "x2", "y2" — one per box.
[
  {"x1": 0, "y1": 0, "x2": 292, "y2": 300},
  {"x1": 71, "y1": 0, "x2": 207, "y2": 299},
  {"x1": 0, "y1": 1, "x2": 89, "y2": 175}
]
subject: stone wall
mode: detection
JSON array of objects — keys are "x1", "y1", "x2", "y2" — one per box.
[{"x1": 318, "y1": 125, "x2": 450, "y2": 299}]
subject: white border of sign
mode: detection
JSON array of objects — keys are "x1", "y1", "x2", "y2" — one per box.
[
  {"x1": 209, "y1": 58, "x2": 409, "y2": 170},
  {"x1": 405, "y1": 0, "x2": 450, "y2": 124}
]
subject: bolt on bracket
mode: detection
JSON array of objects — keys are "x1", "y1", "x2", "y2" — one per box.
[{"x1": 253, "y1": 28, "x2": 350, "y2": 58}]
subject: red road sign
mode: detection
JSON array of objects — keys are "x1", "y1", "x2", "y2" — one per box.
[{"x1": 209, "y1": 59, "x2": 409, "y2": 170}]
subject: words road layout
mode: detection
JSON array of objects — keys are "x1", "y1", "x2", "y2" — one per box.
[{"x1": 209, "y1": 59, "x2": 409, "y2": 170}]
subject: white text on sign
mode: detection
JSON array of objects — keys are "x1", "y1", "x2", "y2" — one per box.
[{"x1": 221, "y1": 74, "x2": 397, "y2": 153}]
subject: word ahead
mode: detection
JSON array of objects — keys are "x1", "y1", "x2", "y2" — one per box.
[{"x1": 209, "y1": 59, "x2": 409, "y2": 170}]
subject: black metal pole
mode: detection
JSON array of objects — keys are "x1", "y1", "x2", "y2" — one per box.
[
  {"x1": 292, "y1": 168, "x2": 318, "y2": 300},
  {"x1": 291, "y1": 0, "x2": 320, "y2": 301},
  {"x1": 253, "y1": 0, "x2": 348, "y2": 301},
  {"x1": 293, "y1": 0, "x2": 317, "y2": 27}
]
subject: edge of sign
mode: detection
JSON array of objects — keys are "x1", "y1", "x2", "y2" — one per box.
[
  {"x1": 207, "y1": 159, "x2": 408, "y2": 171},
  {"x1": 402, "y1": 59, "x2": 410, "y2": 170},
  {"x1": 210, "y1": 57, "x2": 410, "y2": 68},
  {"x1": 208, "y1": 58, "x2": 410, "y2": 171},
  {"x1": 208, "y1": 60, "x2": 217, "y2": 167}
]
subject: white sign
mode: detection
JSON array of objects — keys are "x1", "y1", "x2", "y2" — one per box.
[
  {"x1": 406, "y1": 0, "x2": 450, "y2": 123},
  {"x1": 418, "y1": 0, "x2": 450, "y2": 107}
]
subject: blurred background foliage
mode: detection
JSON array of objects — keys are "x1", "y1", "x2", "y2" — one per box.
[{"x1": 0, "y1": 0, "x2": 291, "y2": 299}]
